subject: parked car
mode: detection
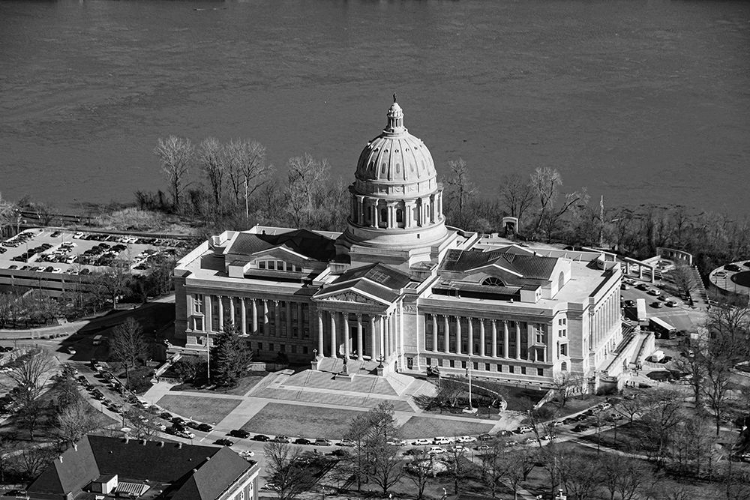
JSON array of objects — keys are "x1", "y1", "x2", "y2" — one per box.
[
  {"x1": 572, "y1": 424, "x2": 589, "y2": 433},
  {"x1": 412, "y1": 439, "x2": 431, "y2": 446},
  {"x1": 215, "y1": 439, "x2": 234, "y2": 446},
  {"x1": 253, "y1": 434, "x2": 271, "y2": 442},
  {"x1": 477, "y1": 434, "x2": 494, "y2": 441},
  {"x1": 197, "y1": 423, "x2": 213, "y2": 432},
  {"x1": 496, "y1": 430, "x2": 514, "y2": 437},
  {"x1": 550, "y1": 421, "x2": 564, "y2": 427},
  {"x1": 338, "y1": 439, "x2": 356, "y2": 447},
  {"x1": 314, "y1": 438, "x2": 331, "y2": 446},
  {"x1": 229, "y1": 429, "x2": 250, "y2": 439},
  {"x1": 516, "y1": 425, "x2": 534, "y2": 434},
  {"x1": 433, "y1": 437, "x2": 452, "y2": 445},
  {"x1": 427, "y1": 446, "x2": 446, "y2": 455},
  {"x1": 294, "y1": 438, "x2": 313, "y2": 445},
  {"x1": 274, "y1": 435, "x2": 291, "y2": 443}
]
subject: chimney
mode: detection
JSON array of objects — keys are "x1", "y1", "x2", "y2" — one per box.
[
  {"x1": 73, "y1": 443, "x2": 78, "y2": 451},
  {"x1": 178, "y1": 442, "x2": 183, "y2": 449},
  {"x1": 205, "y1": 457, "x2": 210, "y2": 461},
  {"x1": 140, "y1": 439, "x2": 147, "y2": 446},
  {"x1": 124, "y1": 436, "x2": 130, "y2": 444}
]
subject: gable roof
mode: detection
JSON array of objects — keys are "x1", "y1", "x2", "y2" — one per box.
[
  {"x1": 27, "y1": 437, "x2": 99, "y2": 496},
  {"x1": 225, "y1": 229, "x2": 336, "y2": 262},
  {"x1": 314, "y1": 263, "x2": 413, "y2": 304},
  {"x1": 27, "y1": 436, "x2": 254, "y2": 500},
  {"x1": 441, "y1": 249, "x2": 558, "y2": 280}
]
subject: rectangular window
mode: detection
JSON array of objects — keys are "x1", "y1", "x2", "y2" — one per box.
[
  {"x1": 277, "y1": 260, "x2": 284, "y2": 271},
  {"x1": 521, "y1": 366, "x2": 526, "y2": 375},
  {"x1": 194, "y1": 317, "x2": 203, "y2": 331},
  {"x1": 508, "y1": 365, "x2": 514, "y2": 374},
  {"x1": 259, "y1": 261, "x2": 266, "y2": 269},
  {"x1": 426, "y1": 357, "x2": 431, "y2": 366},
  {"x1": 193, "y1": 294, "x2": 203, "y2": 313},
  {"x1": 303, "y1": 346, "x2": 308, "y2": 354},
  {"x1": 537, "y1": 368, "x2": 544, "y2": 377},
  {"x1": 291, "y1": 345, "x2": 297, "y2": 353},
  {"x1": 485, "y1": 363, "x2": 490, "y2": 371},
  {"x1": 461, "y1": 361, "x2": 467, "y2": 369},
  {"x1": 267, "y1": 261, "x2": 275, "y2": 270},
  {"x1": 407, "y1": 357, "x2": 414, "y2": 369},
  {"x1": 449, "y1": 360, "x2": 455, "y2": 368},
  {"x1": 303, "y1": 327, "x2": 310, "y2": 339},
  {"x1": 269, "y1": 343, "x2": 274, "y2": 352},
  {"x1": 473, "y1": 361, "x2": 478, "y2": 370},
  {"x1": 561, "y1": 344, "x2": 568, "y2": 356},
  {"x1": 280, "y1": 344, "x2": 286, "y2": 352},
  {"x1": 258, "y1": 342, "x2": 263, "y2": 351}
]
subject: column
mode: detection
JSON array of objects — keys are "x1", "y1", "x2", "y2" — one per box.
[
  {"x1": 317, "y1": 311, "x2": 324, "y2": 357},
  {"x1": 467, "y1": 318, "x2": 474, "y2": 356},
  {"x1": 370, "y1": 316, "x2": 377, "y2": 360},
  {"x1": 515, "y1": 321, "x2": 521, "y2": 359},
  {"x1": 229, "y1": 297, "x2": 235, "y2": 327},
  {"x1": 296, "y1": 303, "x2": 303, "y2": 338},
  {"x1": 218, "y1": 295, "x2": 224, "y2": 329},
  {"x1": 479, "y1": 319, "x2": 486, "y2": 357},
  {"x1": 344, "y1": 314, "x2": 351, "y2": 358},
  {"x1": 405, "y1": 202, "x2": 413, "y2": 228},
  {"x1": 274, "y1": 301, "x2": 281, "y2": 336},
  {"x1": 330, "y1": 312, "x2": 337, "y2": 357},
  {"x1": 204, "y1": 295, "x2": 212, "y2": 333},
  {"x1": 503, "y1": 320, "x2": 509, "y2": 359},
  {"x1": 386, "y1": 203, "x2": 393, "y2": 229},
  {"x1": 443, "y1": 315, "x2": 450, "y2": 353},
  {"x1": 263, "y1": 300, "x2": 269, "y2": 336},
  {"x1": 286, "y1": 301, "x2": 292, "y2": 338},
  {"x1": 356, "y1": 315, "x2": 363, "y2": 361},
  {"x1": 456, "y1": 316, "x2": 462, "y2": 355},
  {"x1": 432, "y1": 315, "x2": 438, "y2": 353},
  {"x1": 384, "y1": 315, "x2": 390, "y2": 357},
  {"x1": 358, "y1": 196, "x2": 365, "y2": 225},
  {"x1": 379, "y1": 316, "x2": 386, "y2": 360},
  {"x1": 240, "y1": 298, "x2": 247, "y2": 335},
  {"x1": 252, "y1": 299, "x2": 258, "y2": 334},
  {"x1": 491, "y1": 320, "x2": 497, "y2": 358}
]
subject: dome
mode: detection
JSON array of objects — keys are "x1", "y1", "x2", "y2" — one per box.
[{"x1": 354, "y1": 100, "x2": 438, "y2": 187}]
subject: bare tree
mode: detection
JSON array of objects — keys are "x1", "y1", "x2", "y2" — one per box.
[
  {"x1": 285, "y1": 154, "x2": 330, "y2": 227},
  {"x1": 550, "y1": 371, "x2": 582, "y2": 408},
  {"x1": 639, "y1": 388, "x2": 684, "y2": 468},
  {"x1": 479, "y1": 437, "x2": 508, "y2": 498},
  {"x1": 671, "y1": 264, "x2": 699, "y2": 300},
  {"x1": 224, "y1": 139, "x2": 273, "y2": 218},
  {"x1": 15, "y1": 447, "x2": 56, "y2": 480},
  {"x1": 344, "y1": 413, "x2": 371, "y2": 492},
  {"x1": 124, "y1": 408, "x2": 159, "y2": 440},
  {"x1": 405, "y1": 448, "x2": 434, "y2": 500},
  {"x1": 57, "y1": 400, "x2": 101, "y2": 445},
  {"x1": 10, "y1": 348, "x2": 55, "y2": 402},
  {"x1": 503, "y1": 447, "x2": 538, "y2": 500},
  {"x1": 155, "y1": 135, "x2": 194, "y2": 209},
  {"x1": 263, "y1": 441, "x2": 307, "y2": 500},
  {"x1": 110, "y1": 318, "x2": 148, "y2": 388},
  {"x1": 444, "y1": 158, "x2": 476, "y2": 227},
  {"x1": 197, "y1": 137, "x2": 225, "y2": 206},
  {"x1": 364, "y1": 402, "x2": 404, "y2": 495},
  {"x1": 562, "y1": 451, "x2": 602, "y2": 500},
  {"x1": 499, "y1": 172, "x2": 535, "y2": 223}
]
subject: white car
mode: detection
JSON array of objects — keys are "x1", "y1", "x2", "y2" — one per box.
[
  {"x1": 451, "y1": 444, "x2": 467, "y2": 452},
  {"x1": 433, "y1": 437, "x2": 452, "y2": 445},
  {"x1": 239, "y1": 450, "x2": 255, "y2": 458},
  {"x1": 73, "y1": 232, "x2": 83, "y2": 239},
  {"x1": 156, "y1": 423, "x2": 167, "y2": 431},
  {"x1": 427, "y1": 446, "x2": 446, "y2": 455},
  {"x1": 456, "y1": 436, "x2": 476, "y2": 443},
  {"x1": 412, "y1": 439, "x2": 431, "y2": 446}
]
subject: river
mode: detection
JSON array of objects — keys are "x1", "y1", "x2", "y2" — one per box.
[{"x1": 1, "y1": 0, "x2": 749, "y2": 215}]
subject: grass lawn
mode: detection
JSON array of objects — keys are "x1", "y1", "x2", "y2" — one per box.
[
  {"x1": 171, "y1": 372, "x2": 268, "y2": 396},
  {"x1": 156, "y1": 394, "x2": 242, "y2": 425},
  {"x1": 241, "y1": 403, "x2": 366, "y2": 439},
  {"x1": 399, "y1": 416, "x2": 494, "y2": 439}
]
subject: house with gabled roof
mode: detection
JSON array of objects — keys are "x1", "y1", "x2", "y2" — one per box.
[
  {"x1": 173, "y1": 99, "x2": 623, "y2": 388},
  {"x1": 26, "y1": 435, "x2": 259, "y2": 500}
]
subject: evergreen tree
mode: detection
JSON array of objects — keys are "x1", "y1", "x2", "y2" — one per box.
[{"x1": 210, "y1": 320, "x2": 252, "y2": 387}]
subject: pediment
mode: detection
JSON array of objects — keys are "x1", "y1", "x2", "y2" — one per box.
[{"x1": 318, "y1": 290, "x2": 388, "y2": 307}]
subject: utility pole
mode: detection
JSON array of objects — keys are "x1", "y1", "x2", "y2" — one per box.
[{"x1": 206, "y1": 331, "x2": 211, "y2": 384}]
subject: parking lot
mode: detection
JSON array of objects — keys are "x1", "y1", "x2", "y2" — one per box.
[{"x1": 0, "y1": 228, "x2": 189, "y2": 276}]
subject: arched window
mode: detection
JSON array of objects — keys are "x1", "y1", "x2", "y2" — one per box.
[
  {"x1": 558, "y1": 271, "x2": 565, "y2": 291},
  {"x1": 561, "y1": 361, "x2": 567, "y2": 372},
  {"x1": 482, "y1": 277, "x2": 504, "y2": 287},
  {"x1": 381, "y1": 208, "x2": 387, "y2": 225},
  {"x1": 396, "y1": 208, "x2": 403, "y2": 223}
]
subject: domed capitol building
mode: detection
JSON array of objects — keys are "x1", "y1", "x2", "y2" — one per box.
[{"x1": 174, "y1": 99, "x2": 623, "y2": 389}]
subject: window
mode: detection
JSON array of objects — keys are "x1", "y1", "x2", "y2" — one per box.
[
  {"x1": 303, "y1": 346, "x2": 308, "y2": 354},
  {"x1": 484, "y1": 363, "x2": 490, "y2": 371},
  {"x1": 508, "y1": 365, "x2": 514, "y2": 373},
  {"x1": 269, "y1": 343, "x2": 274, "y2": 351},
  {"x1": 258, "y1": 342, "x2": 263, "y2": 351},
  {"x1": 473, "y1": 361, "x2": 478, "y2": 370},
  {"x1": 449, "y1": 360, "x2": 455, "y2": 368},
  {"x1": 291, "y1": 345, "x2": 297, "y2": 353},
  {"x1": 482, "y1": 277, "x2": 504, "y2": 287},
  {"x1": 277, "y1": 260, "x2": 284, "y2": 270},
  {"x1": 521, "y1": 367, "x2": 526, "y2": 375},
  {"x1": 558, "y1": 318, "x2": 567, "y2": 326},
  {"x1": 560, "y1": 344, "x2": 568, "y2": 356},
  {"x1": 396, "y1": 208, "x2": 403, "y2": 223},
  {"x1": 280, "y1": 344, "x2": 286, "y2": 352},
  {"x1": 461, "y1": 361, "x2": 467, "y2": 369},
  {"x1": 426, "y1": 357, "x2": 431, "y2": 366},
  {"x1": 407, "y1": 357, "x2": 413, "y2": 369},
  {"x1": 193, "y1": 294, "x2": 203, "y2": 313},
  {"x1": 259, "y1": 261, "x2": 266, "y2": 269},
  {"x1": 537, "y1": 368, "x2": 544, "y2": 377},
  {"x1": 193, "y1": 317, "x2": 203, "y2": 331}
]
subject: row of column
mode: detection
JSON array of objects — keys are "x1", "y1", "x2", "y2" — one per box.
[
  {"x1": 316, "y1": 310, "x2": 398, "y2": 361},
  {"x1": 429, "y1": 315, "x2": 525, "y2": 360},
  {"x1": 202, "y1": 295, "x2": 307, "y2": 338},
  {"x1": 351, "y1": 191, "x2": 443, "y2": 229},
  {"x1": 592, "y1": 291, "x2": 619, "y2": 349}
]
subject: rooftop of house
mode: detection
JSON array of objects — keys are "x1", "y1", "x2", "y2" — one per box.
[{"x1": 27, "y1": 435, "x2": 257, "y2": 500}]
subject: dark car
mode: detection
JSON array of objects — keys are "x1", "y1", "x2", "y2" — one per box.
[
  {"x1": 197, "y1": 423, "x2": 213, "y2": 432},
  {"x1": 572, "y1": 424, "x2": 589, "y2": 433},
  {"x1": 496, "y1": 430, "x2": 514, "y2": 437},
  {"x1": 726, "y1": 264, "x2": 741, "y2": 272},
  {"x1": 294, "y1": 438, "x2": 313, "y2": 445},
  {"x1": 160, "y1": 412, "x2": 173, "y2": 420},
  {"x1": 215, "y1": 439, "x2": 234, "y2": 446},
  {"x1": 172, "y1": 417, "x2": 185, "y2": 426},
  {"x1": 477, "y1": 434, "x2": 493, "y2": 441},
  {"x1": 186, "y1": 421, "x2": 200, "y2": 430},
  {"x1": 229, "y1": 429, "x2": 250, "y2": 439},
  {"x1": 253, "y1": 434, "x2": 271, "y2": 442}
]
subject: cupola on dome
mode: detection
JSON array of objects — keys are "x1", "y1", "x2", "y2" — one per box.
[{"x1": 354, "y1": 97, "x2": 438, "y2": 187}]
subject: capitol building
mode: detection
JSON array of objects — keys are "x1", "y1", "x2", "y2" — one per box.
[{"x1": 174, "y1": 99, "x2": 623, "y2": 388}]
